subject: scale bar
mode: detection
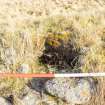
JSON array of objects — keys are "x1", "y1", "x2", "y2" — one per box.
[{"x1": 0, "y1": 73, "x2": 105, "y2": 78}]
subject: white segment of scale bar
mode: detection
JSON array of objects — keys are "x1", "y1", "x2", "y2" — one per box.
[{"x1": 54, "y1": 73, "x2": 105, "y2": 77}]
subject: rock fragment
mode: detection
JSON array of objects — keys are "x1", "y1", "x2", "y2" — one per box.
[
  {"x1": 20, "y1": 89, "x2": 41, "y2": 105},
  {"x1": 17, "y1": 64, "x2": 30, "y2": 73},
  {"x1": 45, "y1": 78, "x2": 96, "y2": 104},
  {"x1": 0, "y1": 97, "x2": 12, "y2": 105}
]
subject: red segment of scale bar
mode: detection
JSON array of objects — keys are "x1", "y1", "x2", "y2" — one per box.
[{"x1": 0, "y1": 73, "x2": 54, "y2": 78}]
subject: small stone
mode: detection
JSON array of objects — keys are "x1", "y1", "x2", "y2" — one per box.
[
  {"x1": 21, "y1": 89, "x2": 41, "y2": 105},
  {"x1": 0, "y1": 97, "x2": 12, "y2": 105},
  {"x1": 45, "y1": 78, "x2": 96, "y2": 104},
  {"x1": 17, "y1": 64, "x2": 30, "y2": 73}
]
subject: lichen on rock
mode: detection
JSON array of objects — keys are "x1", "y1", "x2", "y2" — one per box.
[{"x1": 45, "y1": 78, "x2": 96, "y2": 104}]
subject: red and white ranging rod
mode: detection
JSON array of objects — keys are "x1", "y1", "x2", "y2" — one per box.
[{"x1": 0, "y1": 73, "x2": 105, "y2": 78}]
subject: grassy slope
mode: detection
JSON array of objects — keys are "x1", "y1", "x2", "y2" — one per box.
[{"x1": 0, "y1": 0, "x2": 105, "y2": 104}]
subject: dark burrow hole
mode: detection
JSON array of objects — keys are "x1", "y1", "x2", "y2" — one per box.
[{"x1": 39, "y1": 36, "x2": 81, "y2": 72}]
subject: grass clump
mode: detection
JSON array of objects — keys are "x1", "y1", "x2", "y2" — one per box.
[
  {"x1": 0, "y1": 77, "x2": 27, "y2": 97},
  {"x1": 39, "y1": 16, "x2": 80, "y2": 72},
  {"x1": 38, "y1": 14, "x2": 105, "y2": 73}
]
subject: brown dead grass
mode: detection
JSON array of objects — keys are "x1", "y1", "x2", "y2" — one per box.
[{"x1": 84, "y1": 77, "x2": 105, "y2": 105}]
